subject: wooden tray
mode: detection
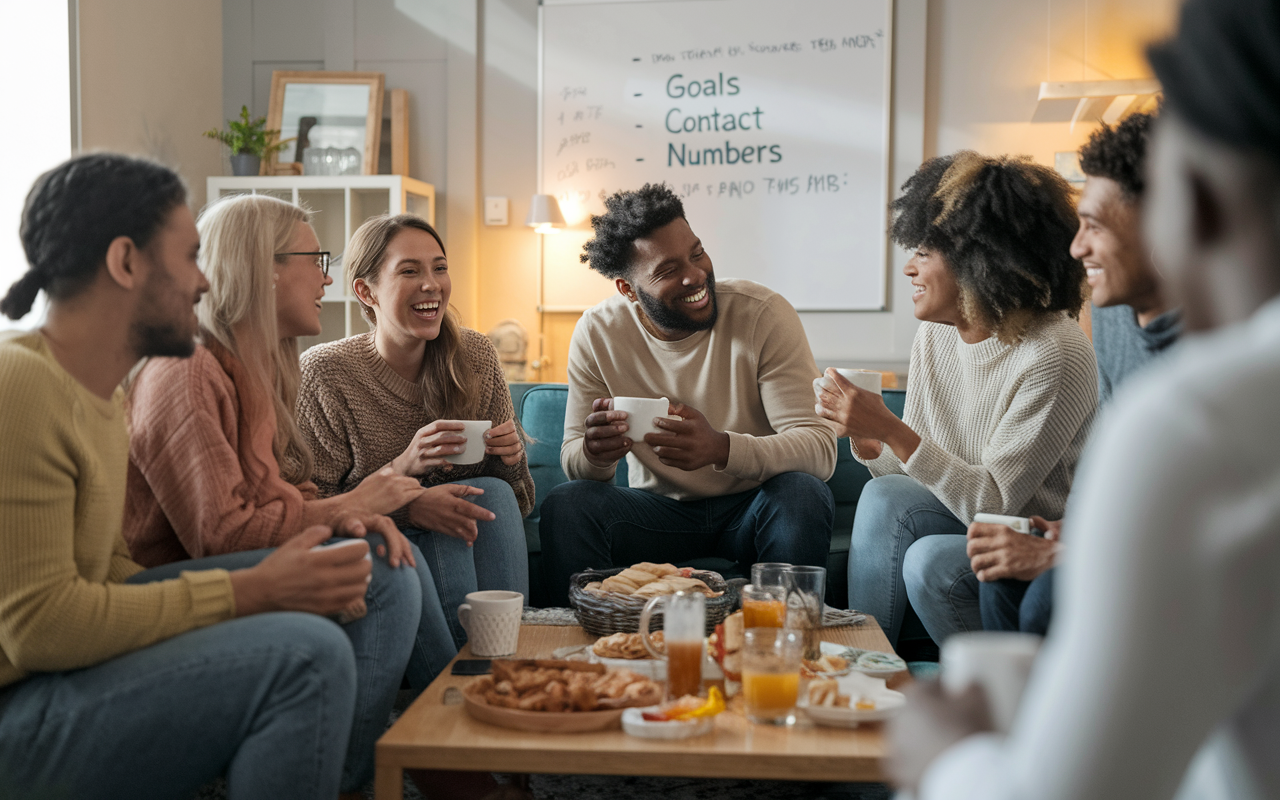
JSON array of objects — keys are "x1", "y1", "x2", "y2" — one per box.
[{"x1": 461, "y1": 680, "x2": 626, "y2": 733}]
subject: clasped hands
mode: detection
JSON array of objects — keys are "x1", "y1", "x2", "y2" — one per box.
[
  {"x1": 967, "y1": 515, "x2": 1062, "y2": 582},
  {"x1": 582, "y1": 397, "x2": 730, "y2": 472}
]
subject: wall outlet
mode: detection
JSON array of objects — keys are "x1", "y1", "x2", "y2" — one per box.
[{"x1": 484, "y1": 196, "x2": 509, "y2": 226}]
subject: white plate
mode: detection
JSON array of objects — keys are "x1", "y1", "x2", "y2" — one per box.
[
  {"x1": 800, "y1": 672, "x2": 906, "y2": 728},
  {"x1": 820, "y1": 642, "x2": 907, "y2": 679},
  {"x1": 622, "y1": 706, "x2": 716, "y2": 739}
]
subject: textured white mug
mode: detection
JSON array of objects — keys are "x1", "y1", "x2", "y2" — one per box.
[
  {"x1": 443, "y1": 420, "x2": 493, "y2": 465},
  {"x1": 612, "y1": 396, "x2": 673, "y2": 443},
  {"x1": 458, "y1": 590, "x2": 524, "y2": 657},
  {"x1": 941, "y1": 631, "x2": 1042, "y2": 733}
]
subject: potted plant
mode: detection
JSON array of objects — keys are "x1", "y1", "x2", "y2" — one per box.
[{"x1": 203, "y1": 106, "x2": 292, "y2": 176}]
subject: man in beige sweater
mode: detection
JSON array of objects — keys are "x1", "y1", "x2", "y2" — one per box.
[
  {"x1": 540, "y1": 184, "x2": 837, "y2": 606},
  {"x1": 0, "y1": 153, "x2": 414, "y2": 799}
]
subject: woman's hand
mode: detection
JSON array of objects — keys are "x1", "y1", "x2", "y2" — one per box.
[
  {"x1": 484, "y1": 419, "x2": 524, "y2": 466},
  {"x1": 346, "y1": 467, "x2": 425, "y2": 515},
  {"x1": 816, "y1": 369, "x2": 921, "y2": 462},
  {"x1": 391, "y1": 421, "x2": 467, "y2": 476},
  {"x1": 850, "y1": 437, "x2": 884, "y2": 460},
  {"x1": 407, "y1": 484, "x2": 496, "y2": 545},
  {"x1": 332, "y1": 511, "x2": 417, "y2": 569}
]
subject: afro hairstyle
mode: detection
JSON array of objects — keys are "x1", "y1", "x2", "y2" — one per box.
[
  {"x1": 890, "y1": 151, "x2": 1086, "y2": 343},
  {"x1": 580, "y1": 183, "x2": 686, "y2": 279},
  {"x1": 1078, "y1": 110, "x2": 1156, "y2": 200}
]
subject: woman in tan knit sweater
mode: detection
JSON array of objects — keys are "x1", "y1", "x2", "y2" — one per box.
[
  {"x1": 297, "y1": 214, "x2": 532, "y2": 649},
  {"x1": 816, "y1": 152, "x2": 1098, "y2": 647}
]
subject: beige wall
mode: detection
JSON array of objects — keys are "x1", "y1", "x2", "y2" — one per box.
[{"x1": 79, "y1": 0, "x2": 224, "y2": 209}]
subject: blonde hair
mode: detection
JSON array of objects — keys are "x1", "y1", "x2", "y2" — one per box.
[
  {"x1": 347, "y1": 214, "x2": 480, "y2": 421},
  {"x1": 195, "y1": 193, "x2": 314, "y2": 485}
]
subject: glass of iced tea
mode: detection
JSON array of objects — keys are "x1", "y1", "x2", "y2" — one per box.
[
  {"x1": 638, "y1": 591, "x2": 706, "y2": 700},
  {"x1": 741, "y1": 628, "x2": 802, "y2": 725},
  {"x1": 741, "y1": 583, "x2": 787, "y2": 628}
]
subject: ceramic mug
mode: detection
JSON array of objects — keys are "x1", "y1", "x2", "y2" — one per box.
[
  {"x1": 612, "y1": 396, "x2": 673, "y2": 443},
  {"x1": 457, "y1": 590, "x2": 524, "y2": 657},
  {"x1": 442, "y1": 419, "x2": 494, "y2": 465},
  {"x1": 940, "y1": 631, "x2": 1042, "y2": 733}
]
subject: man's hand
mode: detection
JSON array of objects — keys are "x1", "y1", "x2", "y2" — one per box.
[
  {"x1": 644, "y1": 402, "x2": 730, "y2": 471},
  {"x1": 582, "y1": 397, "x2": 632, "y2": 468},
  {"x1": 888, "y1": 680, "x2": 994, "y2": 792},
  {"x1": 346, "y1": 467, "x2": 426, "y2": 515},
  {"x1": 407, "y1": 483, "x2": 495, "y2": 545},
  {"x1": 484, "y1": 419, "x2": 524, "y2": 466},
  {"x1": 332, "y1": 512, "x2": 416, "y2": 568},
  {"x1": 967, "y1": 515, "x2": 1061, "y2": 582},
  {"x1": 229, "y1": 526, "x2": 372, "y2": 617},
  {"x1": 391, "y1": 421, "x2": 466, "y2": 475}
]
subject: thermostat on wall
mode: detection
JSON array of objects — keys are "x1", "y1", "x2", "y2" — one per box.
[{"x1": 484, "y1": 197, "x2": 509, "y2": 226}]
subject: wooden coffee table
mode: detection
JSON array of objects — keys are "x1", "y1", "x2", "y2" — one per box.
[{"x1": 375, "y1": 619, "x2": 904, "y2": 799}]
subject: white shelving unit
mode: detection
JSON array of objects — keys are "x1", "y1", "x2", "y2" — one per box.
[{"x1": 206, "y1": 175, "x2": 436, "y2": 350}]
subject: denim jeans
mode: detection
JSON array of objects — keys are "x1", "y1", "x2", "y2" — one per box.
[
  {"x1": 115, "y1": 535, "x2": 420, "y2": 793},
  {"x1": 539, "y1": 472, "x2": 835, "y2": 607},
  {"x1": 847, "y1": 474, "x2": 971, "y2": 647},
  {"x1": 980, "y1": 567, "x2": 1056, "y2": 634},
  {"x1": 903, "y1": 533, "x2": 982, "y2": 644},
  {"x1": 403, "y1": 476, "x2": 531, "y2": 648}
]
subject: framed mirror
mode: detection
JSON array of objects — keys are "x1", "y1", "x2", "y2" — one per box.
[{"x1": 267, "y1": 71, "x2": 385, "y2": 175}]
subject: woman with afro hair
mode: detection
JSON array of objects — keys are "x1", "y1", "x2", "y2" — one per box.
[{"x1": 816, "y1": 151, "x2": 1098, "y2": 648}]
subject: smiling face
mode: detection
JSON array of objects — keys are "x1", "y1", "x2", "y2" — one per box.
[
  {"x1": 1070, "y1": 176, "x2": 1160, "y2": 311},
  {"x1": 903, "y1": 245, "x2": 964, "y2": 326},
  {"x1": 274, "y1": 221, "x2": 332, "y2": 339},
  {"x1": 619, "y1": 217, "x2": 717, "y2": 340},
  {"x1": 131, "y1": 204, "x2": 209, "y2": 358},
  {"x1": 357, "y1": 226, "x2": 450, "y2": 345}
]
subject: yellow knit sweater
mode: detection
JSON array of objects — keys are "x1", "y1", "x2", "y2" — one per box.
[{"x1": 0, "y1": 332, "x2": 236, "y2": 688}]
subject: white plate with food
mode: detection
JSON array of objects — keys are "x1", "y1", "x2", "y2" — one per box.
[
  {"x1": 820, "y1": 642, "x2": 907, "y2": 679},
  {"x1": 800, "y1": 671, "x2": 906, "y2": 728},
  {"x1": 622, "y1": 707, "x2": 716, "y2": 739}
]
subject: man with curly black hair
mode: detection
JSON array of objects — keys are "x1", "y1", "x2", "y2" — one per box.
[{"x1": 538, "y1": 183, "x2": 836, "y2": 606}]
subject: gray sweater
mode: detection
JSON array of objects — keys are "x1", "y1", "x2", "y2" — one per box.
[{"x1": 1093, "y1": 304, "x2": 1183, "y2": 405}]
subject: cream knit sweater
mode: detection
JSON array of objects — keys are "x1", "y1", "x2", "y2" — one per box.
[{"x1": 860, "y1": 314, "x2": 1098, "y2": 523}]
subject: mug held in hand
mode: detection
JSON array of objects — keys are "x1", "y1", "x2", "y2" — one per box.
[
  {"x1": 612, "y1": 396, "x2": 678, "y2": 443},
  {"x1": 443, "y1": 419, "x2": 494, "y2": 465}
]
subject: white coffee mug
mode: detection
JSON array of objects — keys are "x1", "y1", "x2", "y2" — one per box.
[
  {"x1": 813, "y1": 369, "x2": 883, "y2": 399},
  {"x1": 612, "y1": 396, "x2": 673, "y2": 443},
  {"x1": 457, "y1": 590, "x2": 524, "y2": 657},
  {"x1": 940, "y1": 631, "x2": 1042, "y2": 733},
  {"x1": 442, "y1": 420, "x2": 493, "y2": 465}
]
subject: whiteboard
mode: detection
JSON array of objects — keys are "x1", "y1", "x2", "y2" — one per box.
[{"x1": 540, "y1": 0, "x2": 893, "y2": 311}]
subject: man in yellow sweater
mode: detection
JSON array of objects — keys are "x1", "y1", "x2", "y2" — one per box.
[
  {"x1": 0, "y1": 153, "x2": 417, "y2": 799},
  {"x1": 540, "y1": 184, "x2": 837, "y2": 605}
]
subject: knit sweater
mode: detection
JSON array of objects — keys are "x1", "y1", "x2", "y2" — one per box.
[
  {"x1": 1092, "y1": 304, "x2": 1182, "y2": 405},
  {"x1": 859, "y1": 314, "x2": 1098, "y2": 523},
  {"x1": 297, "y1": 329, "x2": 534, "y2": 516},
  {"x1": 0, "y1": 333, "x2": 235, "y2": 689},
  {"x1": 124, "y1": 342, "x2": 318, "y2": 568},
  {"x1": 562, "y1": 279, "x2": 837, "y2": 501}
]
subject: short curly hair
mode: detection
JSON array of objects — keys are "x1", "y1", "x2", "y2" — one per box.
[
  {"x1": 580, "y1": 183, "x2": 686, "y2": 279},
  {"x1": 890, "y1": 151, "x2": 1085, "y2": 343},
  {"x1": 1078, "y1": 110, "x2": 1156, "y2": 200}
]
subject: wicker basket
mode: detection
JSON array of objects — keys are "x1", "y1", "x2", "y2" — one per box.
[{"x1": 568, "y1": 567, "x2": 736, "y2": 637}]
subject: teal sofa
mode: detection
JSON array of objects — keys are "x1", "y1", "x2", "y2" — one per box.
[{"x1": 510, "y1": 382, "x2": 908, "y2": 612}]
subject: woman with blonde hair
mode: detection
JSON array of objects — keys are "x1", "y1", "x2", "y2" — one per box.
[
  {"x1": 124, "y1": 193, "x2": 458, "y2": 795},
  {"x1": 298, "y1": 213, "x2": 532, "y2": 649}
]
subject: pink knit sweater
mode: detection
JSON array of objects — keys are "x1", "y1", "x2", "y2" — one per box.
[{"x1": 124, "y1": 341, "x2": 316, "y2": 567}]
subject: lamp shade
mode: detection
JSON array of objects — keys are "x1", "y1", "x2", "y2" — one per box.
[{"x1": 525, "y1": 194, "x2": 566, "y2": 231}]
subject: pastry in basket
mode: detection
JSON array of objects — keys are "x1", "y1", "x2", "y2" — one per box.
[
  {"x1": 707, "y1": 610, "x2": 744, "y2": 692},
  {"x1": 596, "y1": 562, "x2": 724, "y2": 598},
  {"x1": 593, "y1": 630, "x2": 664, "y2": 659},
  {"x1": 473, "y1": 659, "x2": 662, "y2": 712}
]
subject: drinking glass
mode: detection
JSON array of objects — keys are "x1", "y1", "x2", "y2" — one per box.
[
  {"x1": 750, "y1": 562, "x2": 791, "y2": 591},
  {"x1": 741, "y1": 628, "x2": 802, "y2": 725},
  {"x1": 785, "y1": 565, "x2": 826, "y2": 661},
  {"x1": 741, "y1": 583, "x2": 787, "y2": 629},
  {"x1": 638, "y1": 591, "x2": 705, "y2": 700}
]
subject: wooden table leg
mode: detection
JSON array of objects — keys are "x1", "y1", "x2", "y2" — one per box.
[{"x1": 375, "y1": 764, "x2": 404, "y2": 800}]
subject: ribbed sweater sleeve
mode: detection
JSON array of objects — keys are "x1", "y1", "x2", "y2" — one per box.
[
  {"x1": 296, "y1": 363, "x2": 358, "y2": 502},
  {"x1": 472, "y1": 336, "x2": 536, "y2": 515},
  {"x1": 561, "y1": 320, "x2": 620, "y2": 483}
]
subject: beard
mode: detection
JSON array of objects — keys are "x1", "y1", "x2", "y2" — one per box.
[
  {"x1": 636, "y1": 273, "x2": 718, "y2": 333},
  {"x1": 130, "y1": 267, "x2": 197, "y2": 359}
]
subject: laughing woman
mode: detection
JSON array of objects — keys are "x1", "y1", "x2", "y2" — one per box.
[
  {"x1": 297, "y1": 214, "x2": 532, "y2": 649},
  {"x1": 817, "y1": 152, "x2": 1098, "y2": 647}
]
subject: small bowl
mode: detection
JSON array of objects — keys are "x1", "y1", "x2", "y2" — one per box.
[{"x1": 621, "y1": 707, "x2": 716, "y2": 739}]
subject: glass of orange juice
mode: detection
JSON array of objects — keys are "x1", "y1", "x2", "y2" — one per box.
[
  {"x1": 741, "y1": 628, "x2": 802, "y2": 725},
  {"x1": 741, "y1": 583, "x2": 787, "y2": 628}
]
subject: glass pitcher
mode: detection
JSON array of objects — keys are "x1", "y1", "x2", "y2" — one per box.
[{"x1": 638, "y1": 591, "x2": 705, "y2": 700}]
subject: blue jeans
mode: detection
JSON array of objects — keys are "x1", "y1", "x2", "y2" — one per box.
[
  {"x1": 903, "y1": 534, "x2": 982, "y2": 644},
  {"x1": 980, "y1": 568, "x2": 1056, "y2": 634},
  {"x1": 403, "y1": 476, "x2": 530, "y2": 648},
  {"x1": 540, "y1": 472, "x2": 835, "y2": 607},
  {"x1": 847, "y1": 475, "x2": 971, "y2": 647},
  {"x1": 117, "y1": 537, "x2": 420, "y2": 793}
]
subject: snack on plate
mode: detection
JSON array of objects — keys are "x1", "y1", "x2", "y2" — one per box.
[
  {"x1": 801, "y1": 653, "x2": 850, "y2": 678},
  {"x1": 807, "y1": 679, "x2": 877, "y2": 711},
  {"x1": 473, "y1": 659, "x2": 662, "y2": 712},
  {"x1": 596, "y1": 562, "x2": 724, "y2": 598},
  {"x1": 640, "y1": 686, "x2": 726, "y2": 722},
  {"x1": 593, "y1": 631, "x2": 664, "y2": 659},
  {"x1": 707, "y1": 610, "x2": 744, "y2": 692}
]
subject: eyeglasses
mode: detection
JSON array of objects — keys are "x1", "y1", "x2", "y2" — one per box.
[{"x1": 276, "y1": 251, "x2": 331, "y2": 277}]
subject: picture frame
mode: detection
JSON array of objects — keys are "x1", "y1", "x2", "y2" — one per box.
[{"x1": 267, "y1": 70, "x2": 385, "y2": 175}]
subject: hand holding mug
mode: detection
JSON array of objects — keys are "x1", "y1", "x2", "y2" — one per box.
[
  {"x1": 392, "y1": 420, "x2": 467, "y2": 475},
  {"x1": 645, "y1": 402, "x2": 731, "y2": 471},
  {"x1": 483, "y1": 419, "x2": 524, "y2": 465},
  {"x1": 582, "y1": 397, "x2": 632, "y2": 468}
]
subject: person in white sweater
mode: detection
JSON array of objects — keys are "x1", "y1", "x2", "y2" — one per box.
[
  {"x1": 817, "y1": 153, "x2": 1097, "y2": 647},
  {"x1": 891, "y1": 1, "x2": 1280, "y2": 795}
]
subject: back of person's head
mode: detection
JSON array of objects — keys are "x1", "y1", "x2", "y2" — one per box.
[
  {"x1": 194, "y1": 193, "x2": 314, "y2": 484},
  {"x1": 890, "y1": 151, "x2": 1086, "y2": 343},
  {"x1": 1078, "y1": 110, "x2": 1156, "y2": 203},
  {"x1": 2, "y1": 153, "x2": 187, "y2": 320},
  {"x1": 344, "y1": 213, "x2": 478, "y2": 422},
  {"x1": 580, "y1": 183, "x2": 686, "y2": 279}
]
